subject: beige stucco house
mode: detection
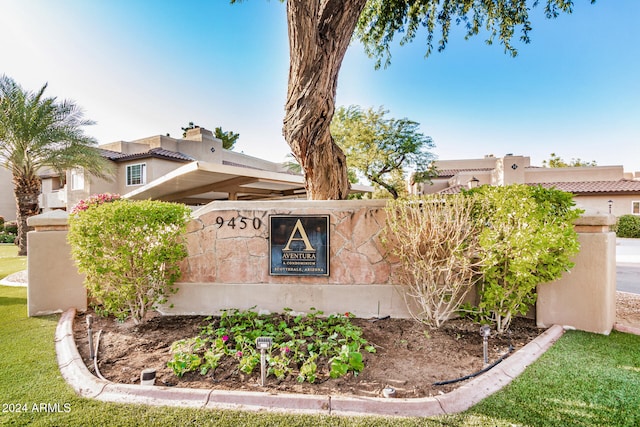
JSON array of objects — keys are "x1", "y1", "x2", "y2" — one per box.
[
  {"x1": 27, "y1": 127, "x2": 369, "y2": 215},
  {"x1": 411, "y1": 154, "x2": 640, "y2": 217}
]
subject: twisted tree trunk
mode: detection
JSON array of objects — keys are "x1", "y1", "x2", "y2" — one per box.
[
  {"x1": 283, "y1": 0, "x2": 367, "y2": 200},
  {"x1": 13, "y1": 174, "x2": 41, "y2": 256}
]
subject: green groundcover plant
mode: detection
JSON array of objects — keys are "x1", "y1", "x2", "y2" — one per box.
[
  {"x1": 168, "y1": 307, "x2": 376, "y2": 383},
  {"x1": 68, "y1": 197, "x2": 191, "y2": 324}
]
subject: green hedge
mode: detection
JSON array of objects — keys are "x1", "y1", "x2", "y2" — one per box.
[
  {"x1": 3, "y1": 221, "x2": 17, "y2": 235},
  {"x1": 615, "y1": 215, "x2": 640, "y2": 238},
  {"x1": 68, "y1": 199, "x2": 191, "y2": 324},
  {"x1": 0, "y1": 233, "x2": 16, "y2": 244}
]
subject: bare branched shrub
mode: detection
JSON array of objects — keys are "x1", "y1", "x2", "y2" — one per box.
[{"x1": 383, "y1": 195, "x2": 482, "y2": 328}]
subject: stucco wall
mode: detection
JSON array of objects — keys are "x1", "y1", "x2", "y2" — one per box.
[
  {"x1": 537, "y1": 215, "x2": 617, "y2": 334},
  {"x1": 574, "y1": 194, "x2": 640, "y2": 217},
  {"x1": 26, "y1": 210, "x2": 86, "y2": 316},
  {"x1": 167, "y1": 202, "x2": 617, "y2": 334},
  {"x1": 25, "y1": 202, "x2": 617, "y2": 335},
  {"x1": 525, "y1": 165, "x2": 624, "y2": 183},
  {"x1": 0, "y1": 167, "x2": 16, "y2": 221}
]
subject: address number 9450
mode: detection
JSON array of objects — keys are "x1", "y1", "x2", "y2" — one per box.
[{"x1": 215, "y1": 216, "x2": 262, "y2": 230}]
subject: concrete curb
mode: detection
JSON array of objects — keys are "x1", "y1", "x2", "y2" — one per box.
[
  {"x1": 56, "y1": 308, "x2": 565, "y2": 417},
  {"x1": 614, "y1": 323, "x2": 640, "y2": 336}
]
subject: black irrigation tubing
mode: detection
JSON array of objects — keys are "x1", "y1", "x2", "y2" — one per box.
[{"x1": 433, "y1": 344, "x2": 514, "y2": 386}]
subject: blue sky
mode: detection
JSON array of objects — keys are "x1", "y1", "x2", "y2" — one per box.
[{"x1": 1, "y1": 1, "x2": 639, "y2": 173}]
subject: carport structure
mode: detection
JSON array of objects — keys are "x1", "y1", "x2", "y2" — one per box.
[{"x1": 123, "y1": 161, "x2": 371, "y2": 204}]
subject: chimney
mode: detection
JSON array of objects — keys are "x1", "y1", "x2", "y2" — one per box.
[{"x1": 184, "y1": 127, "x2": 215, "y2": 142}]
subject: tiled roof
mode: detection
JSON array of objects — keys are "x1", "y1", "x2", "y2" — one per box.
[
  {"x1": 435, "y1": 168, "x2": 493, "y2": 178},
  {"x1": 437, "y1": 185, "x2": 467, "y2": 194},
  {"x1": 534, "y1": 180, "x2": 640, "y2": 194},
  {"x1": 436, "y1": 180, "x2": 640, "y2": 195},
  {"x1": 98, "y1": 148, "x2": 127, "y2": 160},
  {"x1": 101, "y1": 147, "x2": 194, "y2": 163}
]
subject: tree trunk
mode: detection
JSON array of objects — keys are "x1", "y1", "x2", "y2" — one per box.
[
  {"x1": 13, "y1": 173, "x2": 41, "y2": 256},
  {"x1": 283, "y1": 0, "x2": 367, "y2": 200}
]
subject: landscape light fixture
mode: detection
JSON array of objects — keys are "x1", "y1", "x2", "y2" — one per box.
[
  {"x1": 480, "y1": 325, "x2": 491, "y2": 366},
  {"x1": 468, "y1": 176, "x2": 479, "y2": 189},
  {"x1": 140, "y1": 368, "x2": 156, "y2": 386},
  {"x1": 608, "y1": 200, "x2": 613, "y2": 214},
  {"x1": 256, "y1": 337, "x2": 273, "y2": 386}
]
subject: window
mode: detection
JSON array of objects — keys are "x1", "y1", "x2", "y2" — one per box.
[
  {"x1": 126, "y1": 163, "x2": 146, "y2": 186},
  {"x1": 633, "y1": 201, "x2": 640, "y2": 215},
  {"x1": 70, "y1": 168, "x2": 84, "y2": 190}
]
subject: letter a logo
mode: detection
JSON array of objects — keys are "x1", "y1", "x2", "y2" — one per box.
[{"x1": 283, "y1": 219, "x2": 315, "y2": 251}]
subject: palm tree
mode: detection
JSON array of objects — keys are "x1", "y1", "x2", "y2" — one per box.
[{"x1": 0, "y1": 75, "x2": 112, "y2": 255}]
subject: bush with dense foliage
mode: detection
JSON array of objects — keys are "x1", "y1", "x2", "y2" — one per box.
[
  {"x1": 3, "y1": 221, "x2": 17, "y2": 235},
  {"x1": 465, "y1": 185, "x2": 582, "y2": 333},
  {"x1": 68, "y1": 198, "x2": 191, "y2": 324},
  {"x1": 0, "y1": 233, "x2": 16, "y2": 244},
  {"x1": 0, "y1": 219, "x2": 17, "y2": 244},
  {"x1": 615, "y1": 215, "x2": 640, "y2": 238},
  {"x1": 70, "y1": 192, "x2": 120, "y2": 214}
]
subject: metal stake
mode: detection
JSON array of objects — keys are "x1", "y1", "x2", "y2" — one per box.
[
  {"x1": 480, "y1": 325, "x2": 491, "y2": 366},
  {"x1": 87, "y1": 315, "x2": 95, "y2": 360}
]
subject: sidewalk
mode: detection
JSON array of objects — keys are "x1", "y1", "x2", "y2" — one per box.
[{"x1": 0, "y1": 269, "x2": 27, "y2": 287}]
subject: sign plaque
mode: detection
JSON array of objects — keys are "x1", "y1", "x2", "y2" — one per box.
[{"x1": 269, "y1": 215, "x2": 329, "y2": 276}]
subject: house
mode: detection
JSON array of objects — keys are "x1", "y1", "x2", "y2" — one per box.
[
  {"x1": 33, "y1": 126, "x2": 370, "y2": 214},
  {"x1": 410, "y1": 154, "x2": 640, "y2": 217},
  {"x1": 0, "y1": 168, "x2": 15, "y2": 221}
]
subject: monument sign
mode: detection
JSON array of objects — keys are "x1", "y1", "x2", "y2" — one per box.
[{"x1": 269, "y1": 215, "x2": 329, "y2": 276}]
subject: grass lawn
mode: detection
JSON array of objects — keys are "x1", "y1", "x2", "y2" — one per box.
[
  {"x1": 1, "y1": 280, "x2": 639, "y2": 425},
  {"x1": 0, "y1": 244, "x2": 26, "y2": 280}
]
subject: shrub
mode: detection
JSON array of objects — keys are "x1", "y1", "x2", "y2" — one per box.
[
  {"x1": 615, "y1": 215, "x2": 640, "y2": 238},
  {"x1": 383, "y1": 194, "x2": 482, "y2": 328},
  {"x1": 0, "y1": 232, "x2": 17, "y2": 244},
  {"x1": 0, "y1": 216, "x2": 4, "y2": 229},
  {"x1": 70, "y1": 193, "x2": 120, "y2": 215},
  {"x1": 3, "y1": 221, "x2": 17, "y2": 235},
  {"x1": 68, "y1": 199, "x2": 191, "y2": 324},
  {"x1": 465, "y1": 185, "x2": 582, "y2": 333}
]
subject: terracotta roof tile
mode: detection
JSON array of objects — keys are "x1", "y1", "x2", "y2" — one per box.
[
  {"x1": 101, "y1": 148, "x2": 194, "y2": 163},
  {"x1": 436, "y1": 180, "x2": 640, "y2": 195},
  {"x1": 98, "y1": 148, "x2": 127, "y2": 160},
  {"x1": 534, "y1": 180, "x2": 640, "y2": 194},
  {"x1": 437, "y1": 185, "x2": 467, "y2": 194}
]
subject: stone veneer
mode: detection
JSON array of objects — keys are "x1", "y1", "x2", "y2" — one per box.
[
  {"x1": 25, "y1": 204, "x2": 617, "y2": 334},
  {"x1": 180, "y1": 200, "x2": 394, "y2": 286}
]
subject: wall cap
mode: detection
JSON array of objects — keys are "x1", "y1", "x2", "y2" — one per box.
[
  {"x1": 574, "y1": 214, "x2": 617, "y2": 227},
  {"x1": 27, "y1": 209, "x2": 69, "y2": 227},
  {"x1": 193, "y1": 199, "x2": 388, "y2": 217}
]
